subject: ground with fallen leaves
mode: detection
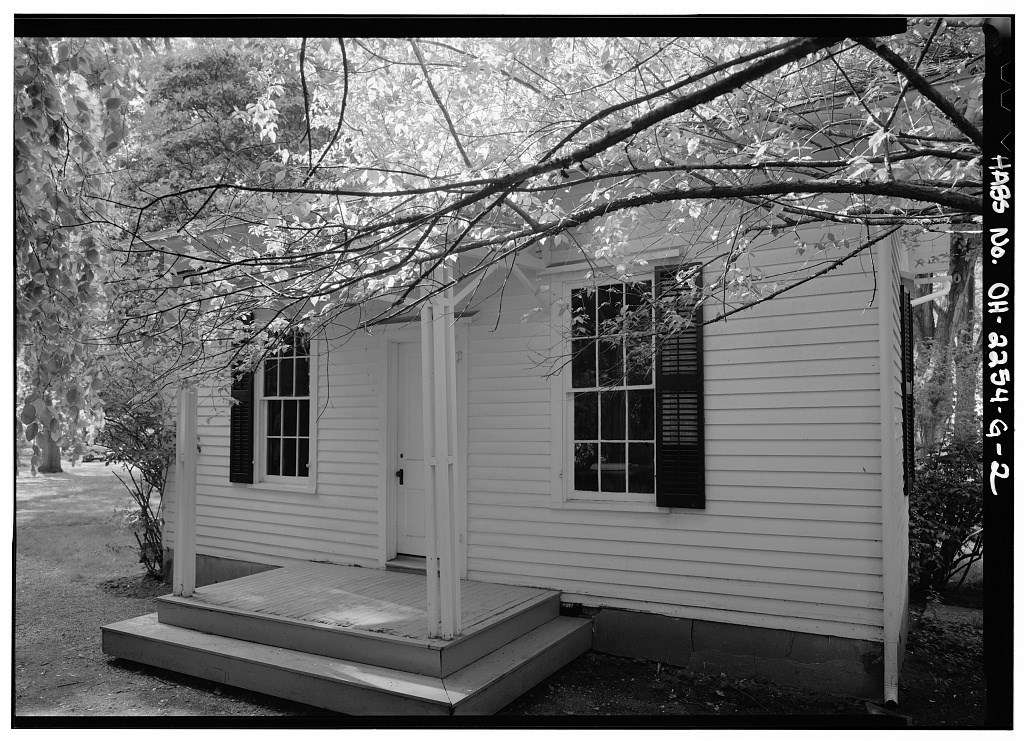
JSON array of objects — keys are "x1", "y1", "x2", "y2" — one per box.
[{"x1": 14, "y1": 463, "x2": 984, "y2": 725}]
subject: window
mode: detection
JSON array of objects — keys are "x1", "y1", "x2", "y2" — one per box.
[
  {"x1": 258, "y1": 332, "x2": 311, "y2": 479},
  {"x1": 229, "y1": 330, "x2": 315, "y2": 487},
  {"x1": 565, "y1": 267, "x2": 704, "y2": 509},
  {"x1": 570, "y1": 281, "x2": 656, "y2": 498}
]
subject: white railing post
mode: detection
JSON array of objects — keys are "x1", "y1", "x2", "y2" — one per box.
[
  {"x1": 420, "y1": 270, "x2": 463, "y2": 640},
  {"x1": 420, "y1": 304, "x2": 441, "y2": 637},
  {"x1": 173, "y1": 387, "x2": 197, "y2": 597}
]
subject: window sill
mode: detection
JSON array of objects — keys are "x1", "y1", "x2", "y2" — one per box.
[
  {"x1": 552, "y1": 497, "x2": 671, "y2": 513},
  {"x1": 245, "y1": 480, "x2": 317, "y2": 495}
]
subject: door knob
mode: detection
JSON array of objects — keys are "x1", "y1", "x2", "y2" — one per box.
[{"x1": 396, "y1": 468, "x2": 404, "y2": 485}]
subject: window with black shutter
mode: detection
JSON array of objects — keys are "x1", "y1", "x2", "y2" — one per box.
[
  {"x1": 900, "y1": 287, "x2": 914, "y2": 496},
  {"x1": 654, "y1": 266, "x2": 705, "y2": 508},
  {"x1": 228, "y1": 329, "x2": 312, "y2": 484},
  {"x1": 567, "y1": 268, "x2": 704, "y2": 508},
  {"x1": 229, "y1": 367, "x2": 255, "y2": 483}
]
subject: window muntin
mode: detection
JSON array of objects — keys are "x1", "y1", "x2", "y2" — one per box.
[
  {"x1": 259, "y1": 331, "x2": 311, "y2": 479},
  {"x1": 570, "y1": 281, "x2": 656, "y2": 497}
]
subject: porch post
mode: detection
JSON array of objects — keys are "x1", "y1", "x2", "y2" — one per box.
[
  {"x1": 420, "y1": 280, "x2": 463, "y2": 640},
  {"x1": 173, "y1": 387, "x2": 198, "y2": 597}
]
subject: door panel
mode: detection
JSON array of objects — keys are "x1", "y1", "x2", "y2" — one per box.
[{"x1": 396, "y1": 342, "x2": 426, "y2": 556}]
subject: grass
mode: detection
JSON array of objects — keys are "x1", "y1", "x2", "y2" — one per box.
[{"x1": 16, "y1": 462, "x2": 140, "y2": 573}]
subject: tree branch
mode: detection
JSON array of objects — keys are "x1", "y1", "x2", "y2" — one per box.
[
  {"x1": 855, "y1": 36, "x2": 983, "y2": 149},
  {"x1": 410, "y1": 38, "x2": 474, "y2": 171},
  {"x1": 538, "y1": 37, "x2": 802, "y2": 164},
  {"x1": 306, "y1": 38, "x2": 349, "y2": 184},
  {"x1": 298, "y1": 38, "x2": 313, "y2": 174},
  {"x1": 704, "y1": 225, "x2": 901, "y2": 326}
]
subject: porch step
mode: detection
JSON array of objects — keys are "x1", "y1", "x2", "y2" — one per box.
[
  {"x1": 102, "y1": 613, "x2": 591, "y2": 715},
  {"x1": 385, "y1": 555, "x2": 426, "y2": 574},
  {"x1": 156, "y1": 588, "x2": 560, "y2": 678}
]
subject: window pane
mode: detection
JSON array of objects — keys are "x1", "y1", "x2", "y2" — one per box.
[
  {"x1": 601, "y1": 443, "x2": 626, "y2": 492},
  {"x1": 629, "y1": 443, "x2": 655, "y2": 493},
  {"x1": 267, "y1": 400, "x2": 282, "y2": 437},
  {"x1": 628, "y1": 390, "x2": 655, "y2": 440},
  {"x1": 601, "y1": 390, "x2": 626, "y2": 440},
  {"x1": 574, "y1": 443, "x2": 599, "y2": 491},
  {"x1": 598, "y1": 338, "x2": 624, "y2": 386},
  {"x1": 279, "y1": 356, "x2": 294, "y2": 397},
  {"x1": 597, "y1": 284, "x2": 623, "y2": 327},
  {"x1": 298, "y1": 438, "x2": 309, "y2": 477},
  {"x1": 571, "y1": 339, "x2": 596, "y2": 389},
  {"x1": 294, "y1": 356, "x2": 310, "y2": 396},
  {"x1": 625, "y1": 281, "x2": 652, "y2": 309},
  {"x1": 282, "y1": 438, "x2": 296, "y2": 477},
  {"x1": 571, "y1": 288, "x2": 596, "y2": 337},
  {"x1": 264, "y1": 358, "x2": 278, "y2": 397},
  {"x1": 299, "y1": 400, "x2": 309, "y2": 435},
  {"x1": 295, "y1": 331, "x2": 310, "y2": 357},
  {"x1": 266, "y1": 438, "x2": 281, "y2": 477},
  {"x1": 283, "y1": 400, "x2": 297, "y2": 437},
  {"x1": 574, "y1": 392, "x2": 598, "y2": 440},
  {"x1": 625, "y1": 334, "x2": 654, "y2": 385}
]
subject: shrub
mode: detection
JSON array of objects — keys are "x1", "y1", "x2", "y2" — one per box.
[
  {"x1": 99, "y1": 392, "x2": 174, "y2": 580},
  {"x1": 909, "y1": 437, "x2": 983, "y2": 595}
]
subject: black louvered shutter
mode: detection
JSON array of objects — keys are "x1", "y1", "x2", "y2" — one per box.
[
  {"x1": 229, "y1": 368, "x2": 255, "y2": 483},
  {"x1": 900, "y1": 287, "x2": 914, "y2": 497},
  {"x1": 655, "y1": 266, "x2": 705, "y2": 508}
]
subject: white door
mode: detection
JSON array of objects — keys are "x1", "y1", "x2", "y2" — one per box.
[{"x1": 396, "y1": 342, "x2": 426, "y2": 556}]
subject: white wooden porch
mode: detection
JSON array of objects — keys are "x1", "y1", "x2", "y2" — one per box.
[{"x1": 102, "y1": 562, "x2": 591, "y2": 715}]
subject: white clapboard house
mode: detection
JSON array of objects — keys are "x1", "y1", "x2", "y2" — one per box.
[{"x1": 103, "y1": 217, "x2": 942, "y2": 715}]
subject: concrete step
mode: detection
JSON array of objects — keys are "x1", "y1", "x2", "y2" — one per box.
[
  {"x1": 156, "y1": 589, "x2": 560, "y2": 678},
  {"x1": 102, "y1": 613, "x2": 592, "y2": 716}
]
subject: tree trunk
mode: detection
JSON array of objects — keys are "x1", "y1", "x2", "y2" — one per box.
[
  {"x1": 38, "y1": 432, "x2": 63, "y2": 473},
  {"x1": 948, "y1": 234, "x2": 981, "y2": 443},
  {"x1": 913, "y1": 233, "x2": 981, "y2": 455}
]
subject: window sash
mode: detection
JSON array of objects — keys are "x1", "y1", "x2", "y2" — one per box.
[
  {"x1": 568, "y1": 280, "x2": 656, "y2": 498},
  {"x1": 256, "y1": 333, "x2": 312, "y2": 481}
]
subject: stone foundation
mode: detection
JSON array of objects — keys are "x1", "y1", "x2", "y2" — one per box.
[{"x1": 589, "y1": 607, "x2": 883, "y2": 699}]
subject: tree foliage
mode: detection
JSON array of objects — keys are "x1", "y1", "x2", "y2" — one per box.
[
  {"x1": 14, "y1": 37, "x2": 156, "y2": 469},
  {"x1": 16, "y1": 24, "x2": 986, "y2": 422}
]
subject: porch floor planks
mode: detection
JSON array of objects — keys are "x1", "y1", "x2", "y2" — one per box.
[
  {"x1": 182, "y1": 562, "x2": 553, "y2": 643},
  {"x1": 198, "y1": 565, "x2": 339, "y2": 610},
  {"x1": 205, "y1": 565, "x2": 384, "y2": 614}
]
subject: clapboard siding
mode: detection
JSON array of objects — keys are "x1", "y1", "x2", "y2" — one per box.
[
  {"x1": 705, "y1": 470, "x2": 881, "y2": 490},
  {"x1": 469, "y1": 517, "x2": 880, "y2": 558},
  {"x1": 469, "y1": 532, "x2": 879, "y2": 575},
  {"x1": 706, "y1": 423, "x2": 879, "y2": 440},
  {"x1": 471, "y1": 558, "x2": 882, "y2": 629},
  {"x1": 464, "y1": 238, "x2": 886, "y2": 639},
  {"x1": 169, "y1": 329, "x2": 383, "y2": 568},
  {"x1": 470, "y1": 493, "x2": 880, "y2": 524},
  {"x1": 705, "y1": 357, "x2": 878, "y2": 380},
  {"x1": 468, "y1": 502, "x2": 880, "y2": 540}
]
